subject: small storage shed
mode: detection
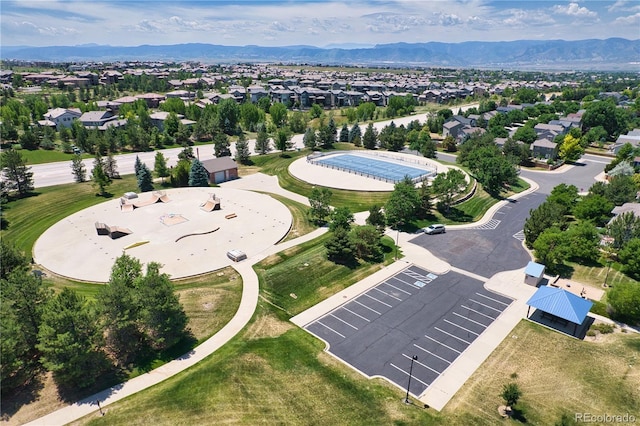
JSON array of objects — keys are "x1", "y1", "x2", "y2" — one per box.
[
  {"x1": 227, "y1": 249, "x2": 247, "y2": 262},
  {"x1": 524, "y1": 261, "x2": 545, "y2": 286},
  {"x1": 201, "y1": 157, "x2": 238, "y2": 184}
]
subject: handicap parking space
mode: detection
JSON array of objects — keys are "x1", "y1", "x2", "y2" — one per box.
[{"x1": 304, "y1": 265, "x2": 513, "y2": 398}]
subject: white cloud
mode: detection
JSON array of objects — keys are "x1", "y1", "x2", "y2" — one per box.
[
  {"x1": 615, "y1": 13, "x2": 640, "y2": 25},
  {"x1": 552, "y1": 2, "x2": 598, "y2": 18},
  {"x1": 608, "y1": 0, "x2": 629, "y2": 12},
  {"x1": 270, "y1": 21, "x2": 294, "y2": 32},
  {"x1": 128, "y1": 15, "x2": 215, "y2": 33},
  {"x1": 6, "y1": 20, "x2": 79, "y2": 37}
]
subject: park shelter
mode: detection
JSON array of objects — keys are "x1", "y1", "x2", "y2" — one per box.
[
  {"x1": 201, "y1": 157, "x2": 238, "y2": 184},
  {"x1": 526, "y1": 286, "x2": 593, "y2": 336},
  {"x1": 524, "y1": 261, "x2": 545, "y2": 286}
]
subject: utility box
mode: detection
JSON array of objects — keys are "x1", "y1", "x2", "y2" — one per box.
[{"x1": 227, "y1": 249, "x2": 247, "y2": 262}]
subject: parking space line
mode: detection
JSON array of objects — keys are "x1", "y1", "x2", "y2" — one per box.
[
  {"x1": 434, "y1": 327, "x2": 471, "y2": 345},
  {"x1": 354, "y1": 299, "x2": 381, "y2": 315},
  {"x1": 475, "y1": 292, "x2": 510, "y2": 306},
  {"x1": 402, "y1": 353, "x2": 441, "y2": 375},
  {"x1": 444, "y1": 319, "x2": 479, "y2": 336},
  {"x1": 461, "y1": 305, "x2": 496, "y2": 320},
  {"x1": 343, "y1": 306, "x2": 371, "y2": 322},
  {"x1": 424, "y1": 335, "x2": 461, "y2": 354},
  {"x1": 330, "y1": 313, "x2": 358, "y2": 330},
  {"x1": 389, "y1": 363, "x2": 431, "y2": 388},
  {"x1": 452, "y1": 311, "x2": 489, "y2": 328},
  {"x1": 373, "y1": 287, "x2": 403, "y2": 301},
  {"x1": 413, "y1": 343, "x2": 452, "y2": 364},
  {"x1": 469, "y1": 299, "x2": 503, "y2": 313},
  {"x1": 391, "y1": 275, "x2": 421, "y2": 289},
  {"x1": 382, "y1": 281, "x2": 412, "y2": 295},
  {"x1": 363, "y1": 293, "x2": 393, "y2": 307},
  {"x1": 316, "y1": 321, "x2": 346, "y2": 338}
]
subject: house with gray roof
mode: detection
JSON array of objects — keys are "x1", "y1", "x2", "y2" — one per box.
[
  {"x1": 41, "y1": 107, "x2": 82, "y2": 130},
  {"x1": 531, "y1": 138, "x2": 558, "y2": 160}
]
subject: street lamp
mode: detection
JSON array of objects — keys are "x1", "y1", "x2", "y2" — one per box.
[
  {"x1": 395, "y1": 221, "x2": 403, "y2": 260},
  {"x1": 604, "y1": 261, "x2": 612, "y2": 287},
  {"x1": 405, "y1": 355, "x2": 418, "y2": 404}
]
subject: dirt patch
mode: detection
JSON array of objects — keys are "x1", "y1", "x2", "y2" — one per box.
[
  {"x1": 2, "y1": 372, "x2": 67, "y2": 426},
  {"x1": 244, "y1": 313, "x2": 294, "y2": 340}
]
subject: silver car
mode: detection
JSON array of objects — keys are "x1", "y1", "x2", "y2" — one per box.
[{"x1": 424, "y1": 224, "x2": 446, "y2": 234}]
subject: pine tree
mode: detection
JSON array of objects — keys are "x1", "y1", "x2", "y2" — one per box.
[
  {"x1": 0, "y1": 149, "x2": 34, "y2": 197},
  {"x1": 363, "y1": 123, "x2": 378, "y2": 150},
  {"x1": 70, "y1": 154, "x2": 86, "y2": 183},
  {"x1": 303, "y1": 127, "x2": 317, "y2": 149},
  {"x1": 137, "y1": 164, "x2": 154, "y2": 192},
  {"x1": 134, "y1": 155, "x2": 142, "y2": 175},
  {"x1": 189, "y1": 158, "x2": 210, "y2": 187},
  {"x1": 234, "y1": 133, "x2": 251, "y2": 164},
  {"x1": 105, "y1": 152, "x2": 120, "y2": 179},
  {"x1": 214, "y1": 133, "x2": 231, "y2": 157},
  {"x1": 255, "y1": 127, "x2": 271, "y2": 155},
  {"x1": 339, "y1": 124, "x2": 349, "y2": 142},
  {"x1": 349, "y1": 122, "x2": 361, "y2": 143}
]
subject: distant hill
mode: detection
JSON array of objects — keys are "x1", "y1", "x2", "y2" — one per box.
[{"x1": 2, "y1": 38, "x2": 638, "y2": 70}]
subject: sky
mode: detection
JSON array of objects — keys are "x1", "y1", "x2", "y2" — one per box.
[{"x1": 1, "y1": 0, "x2": 639, "y2": 47}]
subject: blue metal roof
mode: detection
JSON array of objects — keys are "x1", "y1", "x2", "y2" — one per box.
[
  {"x1": 526, "y1": 286, "x2": 593, "y2": 324},
  {"x1": 524, "y1": 261, "x2": 545, "y2": 278}
]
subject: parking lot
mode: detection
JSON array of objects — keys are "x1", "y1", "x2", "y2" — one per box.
[{"x1": 304, "y1": 265, "x2": 513, "y2": 397}]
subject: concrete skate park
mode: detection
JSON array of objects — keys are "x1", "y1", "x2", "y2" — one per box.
[{"x1": 33, "y1": 187, "x2": 292, "y2": 282}]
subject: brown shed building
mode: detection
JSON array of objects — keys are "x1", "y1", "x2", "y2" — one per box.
[{"x1": 201, "y1": 157, "x2": 239, "y2": 184}]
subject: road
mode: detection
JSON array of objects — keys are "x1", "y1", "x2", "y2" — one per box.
[{"x1": 30, "y1": 103, "x2": 480, "y2": 188}]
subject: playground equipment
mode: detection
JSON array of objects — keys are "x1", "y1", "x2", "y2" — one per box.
[{"x1": 200, "y1": 193, "x2": 221, "y2": 212}]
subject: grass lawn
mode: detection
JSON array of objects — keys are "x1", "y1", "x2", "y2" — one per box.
[
  {"x1": 569, "y1": 261, "x2": 638, "y2": 288},
  {"x1": 443, "y1": 320, "x2": 640, "y2": 425},
  {"x1": 255, "y1": 232, "x2": 397, "y2": 317},
  {"x1": 19, "y1": 148, "x2": 86, "y2": 165},
  {"x1": 72, "y1": 304, "x2": 440, "y2": 426}
]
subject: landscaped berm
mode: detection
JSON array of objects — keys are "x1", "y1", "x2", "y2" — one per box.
[{"x1": 33, "y1": 187, "x2": 292, "y2": 282}]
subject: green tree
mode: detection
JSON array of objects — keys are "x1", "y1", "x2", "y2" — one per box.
[
  {"x1": 524, "y1": 201, "x2": 567, "y2": 248},
  {"x1": 329, "y1": 207, "x2": 355, "y2": 232},
  {"x1": 269, "y1": 102, "x2": 288, "y2": 128},
  {"x1": 289, "y1": 111, "x2": 307, "y2": 134},
  {"x1": 533, "y1": 227, "x2": 568, "y2": 270},
  {"x1": 0, "y1": 240, "x2": 29, "y2": 280},
  {"x1": 274, "y1": 127, "x2": 293, "y2": 154},
  {"x1": 339, "y1": 124, "x2": 350, "y2": 142},
  {"x1": 513, "y1": 126, "x2": 537, "y2": 144},
  {"x1": 1, "y1": 149, "x2": 34, "y2": 197},
  {"x1": 70, "y1": 154, "x2": 87, "y2": 183},
  {"x1": 154, "y1": 151, "x2": 169, "y2": 182},
  {"x1": 37, "y1": 288, "x2": 110, "y2": 388},
  {"x1": 470, "y1": 151, "x2": 518, "y2": 195},
  {"x1": 607, "y1": 281, "x2": 640, "y2": 325},
  {"x1": 618, "y1": 238, "x2": 640, "y2": 279},
  {"x1": 137, "y1": 263, "x2": 189, "y2": 351},
  {"x1": 605, "y1": 175, "x2": 637, "y2": 206},
  {"x1": 240, "y1": 102, "x2": 262, "y2": 132},
  {"x1": 366, "y1": 205, "x2": 386, "y2": 235},
  {"x1": 558, "y1": 134, "x2": 584, "y2": 162},
  {"x1": 309, "y1": 103, "x2": 323, "y2": 119},
  {"x1": 104, "y1": 153, "x2": 119, "y2": 179},
  {"x1": 91, "y1": 155, "x2": 111, "y2": 196},
  {"x1": 171, "y1": 159, "x2": 191, "y2": 187},
  {"x1": 325, "y1": 228, "x2": 356, "y2": 265},
  {"x1": 564, "y1": 222, "x2": 600, "y2": 263},
  {"x1": 214, "y1": 133, "x2": 231, "y2": 157},
  {"x1": 1, "y1": 300, "x2": 31, "y2": 393},
  {"x1": 218, "y1": 98, "x2": 241, "y2": 134},
  {"x1": 547, "y1": 184, "x2": 579, "y2": 216},
  {"x1": 573, "y1": 194, "x2": 613, "y2": 226},
  {"x1": 164, "y1": 112, "x2": 180, "y2": 137},
  {"x1": 501, "y1": 382, "x2": 523, "y2": 409},
  {"x1": 303, "y1": 127, "x2": 318, "y2": 149},
  {"x1": 606, "y1": 211, "x2": 640, "y2": 249},
  {"x1": 416, "y1": 181, "x2": 432, "y2": 219},
  {"x1": 362, "y1": 123, "x2": 378, "y2": 150},
  {"x1": 234, "y1": 133, "x2": 251, "y2": 165},
  {"x1": 308, "y1": 187, "x2": 332, "y2": 225},
  {"x1": 188, "y1": 158, "x2": 210, "y2": 187},
  {"x1": 137, "y1": 163, "x2": 154, "y2": 192},
  {"x1": 582, "y1": 99, "x2": 628, "y2": 140},
  {"x1": 432, "y1": 169, "x2": 466, "y2": 212},
  {"x1": 442, "y1": 135, "x2": 457, "y2": 152},
  {"x1": 317, "y1": 124, "x2": 336, "y2": 149},
  {"x1": 349, "y1": 123, "x2": 362, "y2": 145},
  {"x1": 385, "y1": 176, "x2": 420, "y2": 226},
  {"x1": 350, "y1": 225, "x2": 384, "y2": 262},
  {"x1": 255, "y1": 126, "x2": 271, "y2": 155}
]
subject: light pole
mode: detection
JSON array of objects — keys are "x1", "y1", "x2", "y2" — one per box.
[
  {"x1": 395, "y1": 221, "x2": 403, "y2": 261},
  {"x1": 604, "y1": 261, "x2": 612, "y2": 287},
  {"x1": 405, "y1": 355, "x2": 418, "y2": 404}
]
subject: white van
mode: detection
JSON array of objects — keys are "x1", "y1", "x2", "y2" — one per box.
[{"x1": 227, "y1": 249, "x2": 247, "y2": 262}]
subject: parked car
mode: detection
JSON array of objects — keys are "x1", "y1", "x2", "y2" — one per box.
[{"x1": 424, "y1": 224, "x2": 446, "y2": 234}]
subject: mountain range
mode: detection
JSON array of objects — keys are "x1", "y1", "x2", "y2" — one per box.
[{"x1": 2, "y1": 38, "x2": 638, "y2": 71}]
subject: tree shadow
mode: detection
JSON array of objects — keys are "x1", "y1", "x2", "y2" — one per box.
[
  {"x1": 509, "y1": 407, "x2": 528, "y2": 423},
  {"x1": 551, "y1": 263, "x2": 574, "y2": 278},
  {"x1": 239, "y1": 159, "x2": 255, "y2": 166},
  {"x1": 95, "y1": 192, "x2": 114, "y2": 199},
  {"x1": 56, "y1": 366, "x2": 127, "y2": 403},
  {"x1": 0, "y1": 368, "x2": 46, "y2": 421},
  {"x1": 438, "y1": 206, "x2": 473, "y2": 223},
  {"x1": 129, "y1": 332, "x2": 198, "y2": 374}
]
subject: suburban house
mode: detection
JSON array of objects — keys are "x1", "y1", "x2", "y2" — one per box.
[
  {"x1": 79, "y1": 110, "x2": 124, "y2": 129},
  {"x1": 247, "y1": 85, "x2": 269, "y2": 103},
  {"x1": 40, "y1": 108, "x2": 82, "y2": 130},
  {"x1": 610, "y1": 203, "x2": 640, "y2": 220},
  {"x1": 150, "y1": 111, "x2": 184, "y2": 131},
  {"x1": 534, "y1": 123, "x2": 566, "y2": 140},
  {"x1": 531, "y1": 138, "x2": 558, "y2": 160},
  {"x1": 201, "y1": 157, "x2": 239, "y2": 184},
  {"x1": 443, "y1": 115, "x2": 479, "y2": 141},
  {"x1": 609, "y1": 129, "x2": 640, "y2": 154}
]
